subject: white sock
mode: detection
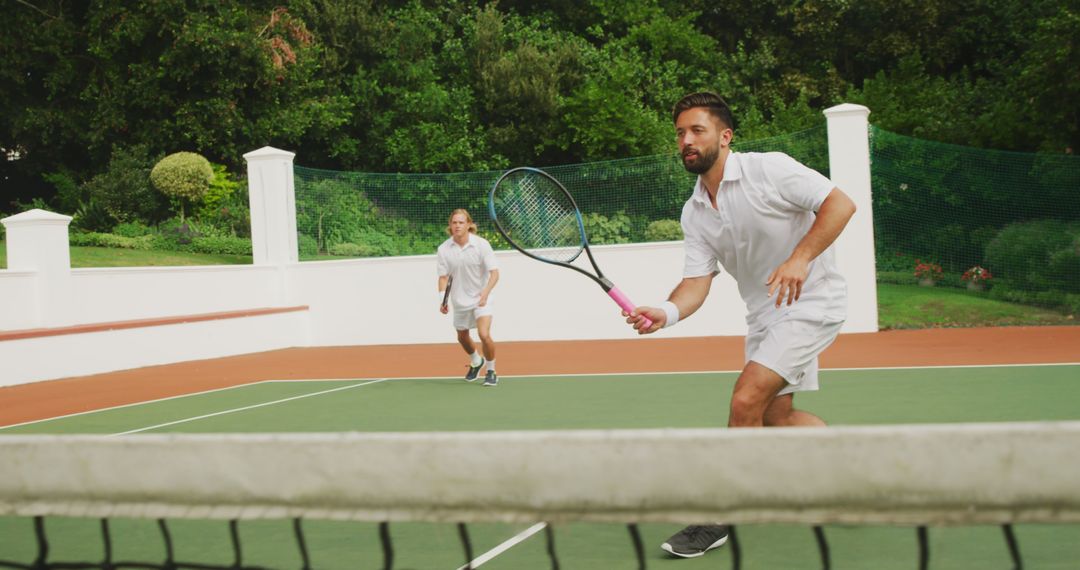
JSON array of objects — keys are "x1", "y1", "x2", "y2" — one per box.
[
  {"x1": 469, "y1": 352, "x2": 483, "y2": 366},
  {"x1": 486, "y1": 359, "x2": 496, "y2": 372}
]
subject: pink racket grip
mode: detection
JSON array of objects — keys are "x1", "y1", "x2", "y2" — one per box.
[{"x1": 607, "y1": 286, "x2": 653, "y2": 330}]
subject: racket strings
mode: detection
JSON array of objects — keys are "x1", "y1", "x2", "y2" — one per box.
[{"x1": 495, "y1": 173, "x2": 583, "y2": 263}]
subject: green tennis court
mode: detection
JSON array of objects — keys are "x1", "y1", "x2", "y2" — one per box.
[{"x1": 3, "y1": 364, "x2": 1079, "y2": 569}]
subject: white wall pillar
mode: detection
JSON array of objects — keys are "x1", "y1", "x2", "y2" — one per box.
[
  {"x1": 824, "y1": 104, "x2": 879, "y2": 333},
  {"x1": 1, "y1": 209, "x2": 75, "y2": 328},
  {"x1": 244, "y1": 147, "x2": 299, "y2": 266}
]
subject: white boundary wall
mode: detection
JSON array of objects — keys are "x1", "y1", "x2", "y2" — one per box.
[{"x1": 0, "y1": 105, "x2": 876, "y2": 386}]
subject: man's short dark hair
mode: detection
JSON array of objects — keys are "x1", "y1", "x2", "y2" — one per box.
[{"x1": 672, "y1": 92, "x2": 735, "y2": 130}]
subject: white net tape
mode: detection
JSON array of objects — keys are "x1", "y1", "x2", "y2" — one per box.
[{"x1": 2, "y1": 423, "x2": 1079, "y2": 525}]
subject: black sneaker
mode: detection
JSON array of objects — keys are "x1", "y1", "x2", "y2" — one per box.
[
  {"x1": 482, "y1": 370, "x2": 498, "y2": 387},
  {"x1": 465, "y1": 359, "x2": 485, "y2": 382},
  {"x1": 661, "y1": 525, "x2": 729, "y2": 558}
]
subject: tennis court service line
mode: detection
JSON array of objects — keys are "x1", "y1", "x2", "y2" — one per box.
[
  {"x1": 0, "y1": 380, "x2": 283, "y2": 431},
  {"x1": 456, "y1": 523, "x2": 548, "y2": 570},
  {"x1": 111, "y1": 378, "x2": 391, "y2": 436}
]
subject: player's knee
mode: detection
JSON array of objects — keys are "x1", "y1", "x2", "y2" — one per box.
[
  {"x1": 478, "y1": 332, "x2": 494, "y2": 345},
  {"x1": 729, "y1": 394, "x2": 765, "y2": 427}
]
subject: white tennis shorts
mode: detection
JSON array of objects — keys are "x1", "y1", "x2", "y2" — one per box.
[
  {"x1": 453, "y1": 302, "x2": 494, "y2": 331},
  {"x1": 745, "y1": 313, "x2": 844, "y2": 395}
]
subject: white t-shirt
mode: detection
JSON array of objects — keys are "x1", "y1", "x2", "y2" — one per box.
[
  {"x1": 681, "y1": 151, "x2": 846, "y2": 329},
  {"x1": 436, "y1": 233, "x2": 499, "y2": 310}
]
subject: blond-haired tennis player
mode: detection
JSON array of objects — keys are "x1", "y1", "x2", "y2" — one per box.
[{"x1": 437, "y1": 209, "x2": 501, "y2": 386}]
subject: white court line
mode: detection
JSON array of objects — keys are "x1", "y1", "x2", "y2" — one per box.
[
  {"x1": 456, "y1": 523, "x2": 548, "y2": 570},
  {"x1": 0, "y1": 380, "x2": 281, "y2": 431},
  {"x1": 6, "y1": 362, "x2": 1077, "y2": 431},
  {"x1": 111, "y1": 378, "x2": 392, "y2": 436},
  {"x1": 0, "y1": 375, "x2": 399, "y2": 429}
]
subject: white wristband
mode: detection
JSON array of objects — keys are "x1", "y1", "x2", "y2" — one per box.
[
  {"x1": 660, "y1": 301, "x2": 680, "y2": 328},
  {"x1": 439, "y1": 291, "x2": 447, "y2": 304}
]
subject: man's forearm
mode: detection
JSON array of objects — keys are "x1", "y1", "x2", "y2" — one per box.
[
  {"x1": 791, "y1": 188, "x2": 856, "y2": 263},
  {"x1": 666, "y1": 275, "x2": 714, "y2": 323}
]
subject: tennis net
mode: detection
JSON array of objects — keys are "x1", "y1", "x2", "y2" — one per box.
[{"x1": 2, "y1": 422, "x2": 1079, "y2": 569}]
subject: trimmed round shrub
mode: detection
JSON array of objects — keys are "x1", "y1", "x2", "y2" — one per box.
[
  {"x1": 644, "y1": 219, "x2": 683, "y2": 241},
  {"x1": 150, "y1": 152, "x2": 214, "y2": 217}
]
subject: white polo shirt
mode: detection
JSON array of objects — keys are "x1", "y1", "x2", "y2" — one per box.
[
  {"x1": 681, "y1": 151, "x2": 846, "y2": 329},
  {"x1": 436, "y1": 233, "x2": 499, "y2": 310}
]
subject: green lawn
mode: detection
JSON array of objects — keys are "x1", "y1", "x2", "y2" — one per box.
[
  {"x1": 1, "y1": 242, "x2": 1075, "y2": 328},
  {"x1": 0, "y1": 241, "x2": 252, "y2": 268},
  {"x1": 877, "y1": 283, "x2": 1075, "y2": 329}
]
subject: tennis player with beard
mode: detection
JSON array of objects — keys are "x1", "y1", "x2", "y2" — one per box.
[{"x1": 626, "y1": 92, "x2": 857, "y2": 558}]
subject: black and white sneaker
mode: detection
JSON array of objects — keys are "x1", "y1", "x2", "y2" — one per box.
[
  {"x1": 660, "y1": 525, "x2": 729, "y2": 558},
  {"x1": 465, "y1": 359, "x2": 485, "y2": 382},
  {"x1": 482, "y1": 370, "x2": 498, "y2": 387}
]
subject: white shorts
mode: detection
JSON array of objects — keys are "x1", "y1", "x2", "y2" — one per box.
[
  {"x1": 453, "y1": 303, "x2": 494, "y2": 331},
  {"x1": 745, "y1": 313, "x2": 844, "y2": 396}
]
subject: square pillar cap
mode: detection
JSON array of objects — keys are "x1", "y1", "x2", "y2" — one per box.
[
  {"x1": 243, "y1": 146, "x2": 296, "y2": 162},
  {"x1": 824, "y1": 103, "x2": 870, "y2": 118},
  {"x1": 2, "y1": 208, "x2": 73, "y2": 227}
]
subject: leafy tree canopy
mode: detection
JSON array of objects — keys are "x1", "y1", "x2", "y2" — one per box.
[{"x1": 2, "y1": 0, "x2": 1075, "y2": 209}]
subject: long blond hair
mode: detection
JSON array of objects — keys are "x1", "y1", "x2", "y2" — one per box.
[{"x1": 446, "y1": 208, "x2": 478, "y2": 235}]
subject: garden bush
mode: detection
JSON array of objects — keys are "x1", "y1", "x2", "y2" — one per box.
[
  {"x1": 112, "y1": 221, "x2": 153, "y2": 238},
  {"x1": 189, "y1": 236, "x2": 252, "y2": 256},
  {"x1": 81, "y1": 145, "x2": 167, "y2": 227},
  {"x1": 68, "y1": 232, "x2": 155, "y2": 250},
  {"x1": 298, "y1": 234, "x2": 319, "y2": 257},
  {"x1": 582, "y1": 211, "x2": 633, "y2": 244},
  {"x1": 197, "y1": 164, "x2": 250, "y2": 237},
  {"x1": 295, "y1": 178, "x2": 380, "y2": 254},
  {"x1": 985, "y1": 220, "x2": 1080, "y2": 292},
  {"x1": 988, "y1": 285, "x2": 1080, "y2": 315},
  {"x1": 644, "y1": 219, "x2": 683, "y2": 241}
]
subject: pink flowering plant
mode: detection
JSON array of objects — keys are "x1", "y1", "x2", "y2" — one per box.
[
  {"x1": 913, "y1": 260, "x2": 943, "y2": 281},
  {"x1": 962, "y1": 266, "x2": 993, "y2": 283}
]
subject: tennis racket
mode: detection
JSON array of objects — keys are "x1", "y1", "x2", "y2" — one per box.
[
  {"x1": 441, "y1": 276, "x2": 453, "y2": 310},
  {"x1": 488, "y1": 167, "x2": 652, "y2": 328}
]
